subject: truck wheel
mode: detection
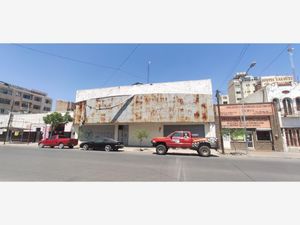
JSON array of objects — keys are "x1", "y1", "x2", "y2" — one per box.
[
  {"x1": 197, "y1": 145, "x2": 211, "y2": 157},
  {"x1": 104, "y1": 145, "x2": 112, "y2": 152},
  {"x1": 156, "y1": 144, "x2": 167, "y2": 155},
  {"x1": 38, "y1": 143, "x2": 44, "y2": 148},
  {"x1": 58, "y1": 143, "x2": 65, "y2": 149}
]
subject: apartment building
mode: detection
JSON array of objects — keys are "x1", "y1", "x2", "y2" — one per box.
[
  {"x1": 0, "y1": 81, "x2": 52, "y2": 114},
  {"x1": 228, "y1": 74, "x2": 293, "y2": 104},
  {"x1": 228, "y1": 73, "x2": 259, "y2": 104}
]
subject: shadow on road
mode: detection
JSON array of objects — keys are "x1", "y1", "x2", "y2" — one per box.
[{"x1": 152, "y1": 152, "x2": 219, "y2": 158}]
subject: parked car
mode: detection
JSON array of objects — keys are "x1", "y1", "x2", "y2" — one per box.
[
  {"x1": 80, "y1": 138, "x2": 124, "y2": 152},
  {"x1": 151, "y1": 131, "x2": 218, "y2": 157},
  {"x1": 38, "y1": 135, "x2": 78, "y2": 149}
]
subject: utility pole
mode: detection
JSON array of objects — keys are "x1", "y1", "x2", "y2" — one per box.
[
  {"x1": 288, "y1": 45, "x2": 297, "y2": 82},
  {"x1": 147, "y1": 61, "x2": 151, "y2": 84},
  {"x1": 4, "y1": 99, "x2": 14, "y2": 145},
  {"x1": 216, "y1": 90, "x2": 225, "y2": 154}
]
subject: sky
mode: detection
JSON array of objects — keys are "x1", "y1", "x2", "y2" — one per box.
[{"x1": 0, "y1": 44, "x2": 299, "y2": 104}]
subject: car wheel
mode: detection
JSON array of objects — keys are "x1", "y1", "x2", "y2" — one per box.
[
  {"x1": 82, "y1": 144, "x2": 89, "y2": 151},
  {"x1": 38, "y1": 143, "x2": 44, "y2": 148},
  {"x1": 156, "y1": 144, "x2": 167, "y2": 155},
  {"x1": 197, "y1": 145, "x2": 211, "y2": 157},
  {"x1": 69, "y1": 145, "x2": 74, "y2": 149},
  {"x1": 104, "y1": 145, "x2": 112, "y2": 152},
  {"x1": 58, "y1": 143, "x2": 64, "y2": 149}
]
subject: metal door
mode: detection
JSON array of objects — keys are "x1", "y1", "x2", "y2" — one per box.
[{"x1": 118, "y1": 125, "x2": 129, "y2": 146}]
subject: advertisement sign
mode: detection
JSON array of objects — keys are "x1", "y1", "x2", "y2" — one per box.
[
  {"x1": 261, "y1": 76, "x2": 293, "y2": 87},
  {"x1": 219, "y1": 104, "x2": 274, "y2": 117},
  {"x1": 221, "y1": 117, "x2": 271, "y2": 128}
]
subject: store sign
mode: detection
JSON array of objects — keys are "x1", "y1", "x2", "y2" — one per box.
[
  {"x1": 221, "y1": 117, "x2": 271, "y2": 128},
  {"x1": 261, "y1": 76, "x2": 293, "y2": 87},
  {"x1": 219, "y1": 104, "x2": 274, "y2": 117}
]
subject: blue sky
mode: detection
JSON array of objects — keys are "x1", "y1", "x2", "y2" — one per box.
[{"x1": 0, "y1": 44, "x2": 298, "y2": 104}]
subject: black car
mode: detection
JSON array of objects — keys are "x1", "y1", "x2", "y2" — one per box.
[{"x1": 80, "y1": 138, "x2": 124, "y2": 152}]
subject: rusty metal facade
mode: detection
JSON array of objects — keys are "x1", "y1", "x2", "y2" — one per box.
[{"x1": 75, "y1": 93, "x2": 214, "y2": 125}]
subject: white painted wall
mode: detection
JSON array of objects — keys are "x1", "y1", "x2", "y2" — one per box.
[{"x1": 128, "y1": 123, "x2": 163, "y2": 146}]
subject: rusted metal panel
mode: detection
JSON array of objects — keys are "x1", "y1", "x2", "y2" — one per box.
[{"x1": 74, "y1": 93, "x2": 214, "y2": 125}]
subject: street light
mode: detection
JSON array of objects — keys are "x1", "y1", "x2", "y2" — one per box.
[{"x1": 238, "y1": 61, "x2": 256, "y2": 154}]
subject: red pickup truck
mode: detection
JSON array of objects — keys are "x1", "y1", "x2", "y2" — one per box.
[
  {"x1": 151, "y1": 131, "x2": 218, "y2": 157},
  {"x1": 38, "y1": 135, "x2": 78, "y2": 149}
]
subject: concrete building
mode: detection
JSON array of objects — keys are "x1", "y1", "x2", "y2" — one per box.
[
  {"x1": 215, "y1": 103, "x2": 284, "y2": 151},
  {"x1": 55, "y1": 100, "x2": 76, "y2": 112},
  {"x1": 0, "y1": 81, "x2": 52, "y2": 115},
  {"x1": 244, "y1": 82, "x2": 300, "y2": 151},
  {"x1": 218, "y1": 94, "x2": 229, "y2": 104},
  {"x1": 227, "y1": 74, "x2": 293, "y2": 104},
  {"x1": 74, "y1": 80, "x2": 216, "y2": 146},
  {"x1": 0, "y1": 112, "x2": 74, "y2": 143},
  {"x1": 228, "y1": 74, "x2": 259, "y2": 104}
]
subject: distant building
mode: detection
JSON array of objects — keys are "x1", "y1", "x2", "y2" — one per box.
[
  {"x1": 228, "y1": 74, "x2": 293, "y2": 104},
  {"x1": 55, "y1": 100, "x2": 76, "y2": 112},
  {"x1": 0, "y1": 81, "x2": 52, "y2": 114},
  {"x1": 74, "y1": 80, "x2": 216, "y2": 146},
  {"x1": 228, "y1": 74, "x2": 259, "y2": 104},
  {"x1": 218, "y1": 94, "x2": 229, "y2": 104}
]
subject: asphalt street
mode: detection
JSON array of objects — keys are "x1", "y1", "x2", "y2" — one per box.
[{"x1": 1, "y1": 145, "x2": 300, "y2": 181}]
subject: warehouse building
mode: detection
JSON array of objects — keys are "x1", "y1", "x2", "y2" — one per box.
[{"x1": 74, "y1": 80, "x2": 215, "y2": 146}]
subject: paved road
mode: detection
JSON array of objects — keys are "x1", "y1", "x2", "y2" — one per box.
[{"x1": 1, "y1": 145, "x2": 300, "y2": 181}]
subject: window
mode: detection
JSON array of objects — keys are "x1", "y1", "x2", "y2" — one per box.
[
  {"x1": 0, "y1": 109, "x2": 5, "y2": 114},
  {"x1": 23, "y1": 93, "x2": 33, "y2": 100},
  {"x1": 21, "y1": 102, "x2": 30, "y2": 108},
  {"x1": 33, "y1": 105, "x2": 41, "y2": 110},
  {"x1": 45, "y1": 99, "x2": 52, "y2": 104},
  {"x1": 256, "y1": 131, "x2": 271, "y2": 141},
  {"x1": 237, "y1": 98, "x2": 242, "y2": 101},
  {"x1": 43, "y1": 107, "x2": 51, "y2": 112},
  {"x1": 34, "y1": 96, "x2": 42, "y2": 102},
  {"x1": 223, "y1": 101, "x2": 228, "y2": 104},
  {"x1": 283, "y1": 98, "x2": 293, "y2": 115},
  {"x1": 16, "y1": 91, "x2": 22, "y2": 97},
  {"x1": 171, "y1": 132, "x2": 182, "y2": 138},
  {"x1": 236, "y1": 91, "x2": 241, "y2": 94},
  {"x1": 14, "y1": 101, "x2": 20, "y2": 106},
  {"x1": 0, "y1": 88, "x2": 12, "y2": 95},
  {"x1": 0, "y1": 98, "x2": 11, "y2": 105},
  {"x1": 296, "y1": 97, "x2": 300, "y2": 111},
  {"x1": 272, "y1": 98, "x2": 281, "y2": 111}
]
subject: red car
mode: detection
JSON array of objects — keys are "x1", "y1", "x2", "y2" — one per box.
[
  {"x1": 38, "y1": 135, "x2": 78, "y2": 149},
  {"x1": 151, "y1": 131, "x2": 218, "y2": 157}
]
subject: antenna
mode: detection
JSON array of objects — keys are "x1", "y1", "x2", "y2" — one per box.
[
  {"x1": 147, "y1": 61, "x2": 151, "y2": 84},
  {"x1": 288, "y1": 45, "x2": 297, "y2": 82}
]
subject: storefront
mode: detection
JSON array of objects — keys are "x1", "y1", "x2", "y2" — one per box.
[{"x1": 215, "y1": 103, "x2": 284, "y2": 151}]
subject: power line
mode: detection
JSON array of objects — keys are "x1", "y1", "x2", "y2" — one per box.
[
  {"x1": 102, "y1": 44, "x2": 141, "y2": 86},
  {"x1": 216, "y1": 44, "x2": 250, "y2": 92},
  {"x1": 11, "y1": 43, "x2": 144, "y2": 79},
  {"x1": 260, "y1": 45, "x2": 289, "y2": 74}
]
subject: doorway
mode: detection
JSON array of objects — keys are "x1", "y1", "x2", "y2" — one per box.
[
  {"x1": 246, "y1": 131, "x2": 254, "y2": 149},
  {"x1": 118, "y1": 125, "x2": 129, "y2": 146}
]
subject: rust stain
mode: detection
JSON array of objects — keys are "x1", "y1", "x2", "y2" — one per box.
[
  {"x1": 201, "y1": 103, "x2": 207, "y2": 109},
  {"x1": 194, "y1": 111, "x2": 200, "y2": 119}
]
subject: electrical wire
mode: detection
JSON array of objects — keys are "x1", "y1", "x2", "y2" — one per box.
[
  {"x1": 11, "y1": 43, "x2": 144, "y2": 79},
  {"x1": 260, "y1": 45, "x2": 289, "y2": 74},
  {"x1": 102, "y1": 44, "x2": 141, "y2": 86},
  {"x1": 216, "y1": 44, "x2": 250, "y2": 93}
]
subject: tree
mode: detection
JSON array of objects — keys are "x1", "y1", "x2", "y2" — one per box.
[
  {"x1": 43, "y1": 112, "x2": 73, "y2": 138},
  {"x1": 135, "y1": 129, "x2": 149, "y2": 151}
]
